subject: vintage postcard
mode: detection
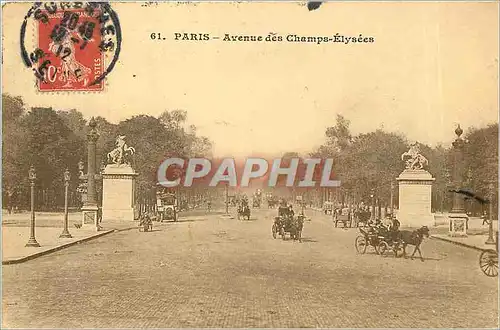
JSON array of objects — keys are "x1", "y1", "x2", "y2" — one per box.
[{"x1": 1, "y1": 1, "x2": 498, "y2": 329}]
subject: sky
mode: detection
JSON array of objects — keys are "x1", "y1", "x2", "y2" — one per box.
[{"x1": 2, "y1": 2, "x2": 498, "y2": 157}]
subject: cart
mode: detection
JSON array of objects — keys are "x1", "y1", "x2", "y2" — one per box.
[{"x1": 156, "y1": 191, "x2": 177, "y2": 222}]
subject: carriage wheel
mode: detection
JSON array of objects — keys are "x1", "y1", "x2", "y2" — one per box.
[
  {"x1": 272, "y1": 224, "x2": 277, "y2": 239},
  {"x1": 479, "y1": 250, "x2": 498, "y2": 277},
  {"x1": 355, "y1": 235, "x2": 367, "y2": 254},
  {"x1": 378, "y1": 241, "x2": 389, "y2": 256}
]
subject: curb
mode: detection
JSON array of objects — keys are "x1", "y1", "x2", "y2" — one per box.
[
  {"x1": 113, "y1": 226, "x2": 141, "y2": 232},
  {"x1": 2, "y1": 230, "x2": 116, "y2": 265},
  {"x1": 430, "y1": 235, "x2": 494, "y2": 252}
]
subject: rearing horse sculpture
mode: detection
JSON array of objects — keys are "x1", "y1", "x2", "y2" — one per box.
[
  {"x1": 107, "y1": 135, "x2": 136, "y2": 165},
  {"x1": 401, "y1": 143, "x2": 428, "y2": 170}
]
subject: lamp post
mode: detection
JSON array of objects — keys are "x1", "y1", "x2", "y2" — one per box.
[
  {"x1": 25, "y1": 165, "x2": 40, "y2": 247},
  {"x1": 390, "y1": 181, "x2": 394, "y2": 217},
  {"x1": 485, "y1": 182, "x2": 495, "y2": 245},
  {"x1": 370, "y1": 188, "x2": 375, "y2": 220},
  {"x1": 60, "y1": 169, "x2": 72, "y2": 238}
]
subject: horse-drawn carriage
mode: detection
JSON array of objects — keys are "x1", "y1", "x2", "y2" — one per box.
[
  {"x1": 355, "y1": 224, "x2": 387, "y2": 254},
  {"x1": 253, "y1": 198, "x2": 261, "y2": 208},
  {"x1": 272, "y1": 207, "x2": 304, "y2": 242},
  {"x1": 334, "y1": 207, "x2": 353, "y2": 228},
  {"x1": 355, "y1": 222, "x2": 430, "y2": 261},
  {"x1": 479, "y1": 231, "x2": 498, "y2": 277},
  {"x1": 323, "y1": 201, "x2": 334, "y2": 215},
  {"x1": 237, "y1": 200, "x2": 251, "y2": 220},
  {"x1": 267, "y1": 196, "x2": 278, "y2": 208}
]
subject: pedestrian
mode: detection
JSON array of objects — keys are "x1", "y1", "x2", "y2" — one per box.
[
  {"x1": 390, "y1": 216, "x2": 400, "y2": 242},
  {"x1": 482, "y1": 210, "x2": 489, "y2": 225}
]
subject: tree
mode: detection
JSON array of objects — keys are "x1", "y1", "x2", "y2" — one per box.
[
  {"x1": 20, "y1": 107, "x2": 85, "y2": 210},
  {"x1": 93, "y1": 116, "x2": 118, "y2": 169},
  {"x1": 464, "y1": 124, "x2": 498, "y2": 215},
  {"x1": 56, "y1": 109, "x2": 87, "y2": 140},
  {"x1": 324, "y1": 114, "x2": 353, "y2": 153},
  {"x1": 344, "y1": 130, "x2": 408, "y2": 205}
]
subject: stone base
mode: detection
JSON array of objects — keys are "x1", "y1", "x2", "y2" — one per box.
[
  {"x1": 102, "y1": 208, "x2": 135, "y2": 222},
  {"x1": 448, "y1": 213, "x2": 468, "y2": 237},
  {"x1": 102, "y1": 164, "x2": 138, "y2": 222},
  {"x1": 398, "y1": 214, "x2": 435, "y2": 228},
  {"x1": 397, "y1": 169, "x2": 435, "y2": 228},
  {"x1": 81, "y1": 204, "x2": 100, "y2": 231}
]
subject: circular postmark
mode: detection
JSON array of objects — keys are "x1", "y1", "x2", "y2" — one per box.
[{"x1": 20, "y1": 2, "x2": 122, "y2": 92}]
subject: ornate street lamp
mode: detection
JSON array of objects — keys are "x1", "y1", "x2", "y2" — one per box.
[
  {"x1": 25, "y1": 165, "x2": 40, "y2": 247},
  {"x1": 485, "y1": 182, "x2": 496, "y2": 245},
  {"x1": 60, "y1": 169, "x2": 72, "y2": 238}
]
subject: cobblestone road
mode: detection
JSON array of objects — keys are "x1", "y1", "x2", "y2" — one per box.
[{"x1": 2, "y1": 208, "x2": 498, "y2": 328}]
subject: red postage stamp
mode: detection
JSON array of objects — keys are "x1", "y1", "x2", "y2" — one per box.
[{"x1": 37, "y1": 8, "x2": 104, "y2": 92}]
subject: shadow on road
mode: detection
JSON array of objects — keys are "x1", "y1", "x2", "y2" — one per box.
[
  {"x1": 300, "y1": 237, "x2": 318, "y2": 243},
  {"x1": 156, "y1": 218, "x2": 207, "y2": 223},
  {"x1": 379, "y1": 254, "x2": 443, "y2": 262}
]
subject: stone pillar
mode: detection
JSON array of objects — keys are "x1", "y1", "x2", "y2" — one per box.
[
  {"x1": 448, "y1": 125, "x2": 468, "y2": 237},
  {"x1": 397, "y1": 170, "x2": 435, "y2": 227},
  {"x1": 81, "y1": 117, "x2": 100, "y2": 230}
]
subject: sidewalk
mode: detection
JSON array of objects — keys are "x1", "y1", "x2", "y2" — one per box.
[
  {"x1": 2, "y1": 212, "x2": 139, "y2": 264},
  {"x1": 431, "y1": 233, "x2": 498, "y2": 251},
  {"x1": 2, "y1": 227, "x2": 116, "y2": 264},
  {"x1": 430, "y1": 217, "x2": 498, "y2": 251},
  {"x1": 1, "y1": 209, "x2": 227, "y2": 264}
]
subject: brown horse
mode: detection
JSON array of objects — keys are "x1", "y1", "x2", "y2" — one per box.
[
  {"x1": 395, "y1": 226, "x2": 430, "y2": 261},
  {"x1": 292, "y1": 215, "x2": 305, "y2": 242}
]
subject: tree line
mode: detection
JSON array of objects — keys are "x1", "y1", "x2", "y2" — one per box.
[
  {"x1": 2, "y1": 93, "x2": 497, "y2": 216},
  {"x1": 306, "y1": 114, "x2": 498, "y2": 216},
  {"x1": 2, "y1": 93, "x2": 213, "y2": 212}
]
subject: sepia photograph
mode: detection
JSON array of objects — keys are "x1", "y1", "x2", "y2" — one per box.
[{"x1": 1, "y1": 1, "x2": 499, "y2": 328}]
